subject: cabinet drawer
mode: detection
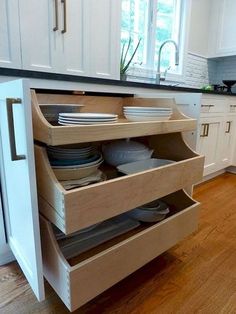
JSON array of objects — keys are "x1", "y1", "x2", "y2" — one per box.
[
  {"x1": 35, "y1": 140, "x2": 204, "y2": 234},
  {"x1": 40, "y1": 190, "x2": 199, "y2": 311},
  {"x1": 201, "y1": 97, "x2": 226, "y2": 113},
  {"x1": 31, "y1": 91, "x2": 197, "y2": 145}
]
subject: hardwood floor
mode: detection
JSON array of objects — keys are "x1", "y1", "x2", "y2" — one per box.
[{"x1": 1, "y1": 173, "x2": 236, "y2": 314}]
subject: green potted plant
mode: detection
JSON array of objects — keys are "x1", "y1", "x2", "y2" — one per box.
[{"x1": 120, "y1": 37, "x2": 141, "y2": 80}]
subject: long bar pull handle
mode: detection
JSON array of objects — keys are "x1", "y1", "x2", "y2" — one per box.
[
  {"x1": 53, "y1": 0, "x2": 59, "y2": 31},
  {"x1": 6, "y1": 98, "x2": 26, "y2": 161},
  {"x1": 200, "y1": 124, "x2": 206, "y2": 137},
  {"x1": 61, "y1": 0, "x2": 67, "y2": 33},
  {"x1": 226, "y1": 121, "x2": 231, "y2": 133},
  {"x1": 204, "y1": 123, "x2": 210, "y2": 137}
]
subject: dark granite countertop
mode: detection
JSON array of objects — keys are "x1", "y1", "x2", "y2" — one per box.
[{"x1": 1, "y1": 67, "x2": 236, "y2": 96}]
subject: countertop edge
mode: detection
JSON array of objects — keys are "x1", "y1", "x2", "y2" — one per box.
[{"x1": 1, "y1": 67, "x2": 236, "y2": 96}]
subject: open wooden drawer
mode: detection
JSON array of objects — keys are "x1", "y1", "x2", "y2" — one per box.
[
  {"x1": 40, "y1": 190, "x2": 199, "y2": 311},
  {"x1": 31, "y1": 90, "x2": 197, "y2": 145},
  {"x1": 35, "y1": 133, "x2": 204, "y2": 234}
]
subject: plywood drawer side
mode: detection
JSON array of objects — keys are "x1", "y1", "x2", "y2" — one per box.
[
  {"x1": 40, "y1": 195, "x2": 199, "y2": 311},
  {"x1": 35, "y1": 145, "x2": 204, "y2": 234}
]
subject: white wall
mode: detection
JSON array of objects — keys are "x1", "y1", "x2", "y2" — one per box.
[{"x1": 188, "y1": 0, "x2": 211, "y2": 57}]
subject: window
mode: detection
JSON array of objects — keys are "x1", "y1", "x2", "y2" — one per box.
[{"x1": 121, "y1": 0, "x2": 189, "y2": 80}]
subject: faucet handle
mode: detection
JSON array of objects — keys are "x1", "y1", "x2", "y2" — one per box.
[{"x1": 160, "y1": 66, "x2": 171, "y2": 81}]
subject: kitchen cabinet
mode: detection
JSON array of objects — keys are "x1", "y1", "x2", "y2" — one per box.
[
  {"x1": 197, "y1": 95, "x2": 236, "y2": 176},
  {"x1": 197, "y1": 117, "x2": 223, "y2": 176},
  {"x1": 19, "y1": 0, "x2": 60, "y2": 72},
  {"x1": 220, "y1": 115, "x2": 236, "y2": 168},
  {"x1": 0, "y1": 79, "x2": 204, "y2": 311},
  {"x1": 0, "y1": 0, "x2": 22, "y2": 68},
  {"x1": 208, "y1": 0, "x2": 236, "y2": 58},
  {"x1": 19, "y1": 0, "x2": 121, "y2": 78},
  {"x1": 87, "y1": 0, "x2": 121, "y2": 79}
]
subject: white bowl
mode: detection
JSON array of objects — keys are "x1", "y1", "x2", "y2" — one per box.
[
  {"x1": 117, "y1": 158, "x2": 175, "y2": 175},
  {"x1": 102, "y1": 140, "x2": 153, "y2": 166}
]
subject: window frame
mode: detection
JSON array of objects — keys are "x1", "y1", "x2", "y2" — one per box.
[{"x1": 121, "y1": 0, "x2": 192, "y2": 83}]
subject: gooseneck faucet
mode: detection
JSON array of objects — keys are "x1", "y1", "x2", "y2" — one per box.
[{"x1": 156, "y1": 39, "x2": 179, "y2": 84}]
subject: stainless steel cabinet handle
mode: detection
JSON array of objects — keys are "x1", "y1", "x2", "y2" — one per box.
[
  {"x1": 226, "y1": 121, "x2": 231, "y2": 133},
  {"x1": 61, "y1": 0, "x2": 67, "y2": 33},
  {"x1": 200, "y1": 124, "x2": 206, "y2": 137},
  {"x1": 6, "y1": 98, "x2": 26, "y2": 161},
  {"x1": 205, "y1": 123, "x2": 209, "y2": 137},
  {"x1": 200, "y1": 123, "x2": 209, "y2": 137},
  {"x1": 53, "y1": 0, "x2": 59, "y2": 31}
]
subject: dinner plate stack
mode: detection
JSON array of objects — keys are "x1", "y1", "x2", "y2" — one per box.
[
  {"x1": 47, "y1": 144, "x2": 104, "y2": 184},
  {"x1": 58, "y1": 113, "x2": 118, "y2": 125},
  {"x1": 123, "y1": 106, "x2": 173, "y2": 122}
]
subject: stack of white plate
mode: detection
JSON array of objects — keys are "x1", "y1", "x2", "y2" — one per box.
[
  {"x1": 58, "y1": 113, "x2": 118, "y2": 125},
  {"x1": 123, "y1": 106, "x2": 173, "y2": 122}
]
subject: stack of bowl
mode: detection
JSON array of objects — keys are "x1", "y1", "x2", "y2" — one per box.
[{"x1": 47, "y1": 144, "x2": 105, "y2": 189}]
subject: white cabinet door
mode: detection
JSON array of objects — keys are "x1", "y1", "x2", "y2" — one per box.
[
  {"x1": 86, "y1": 0, "x2": 121, "y2": 79},
  {"x1": 208, "y1": 0, "x2": 236, "y2": 57},
  {"x1": 220, "y1": 116, "x2": 236, "y2": 168},
  {"x1": 60, "y1": 0, "x2": 88, "y2": 76},
  {"x1": 0, "y1": 80, "x2": 44, "y2": 301},
  {"x1": 197, "y1": 117, "x2": 222, "y2": 176},
  {"x1": 0, "y1": 0, "x2": 22, "y2": 68},
  {"x1": 19, "y1": 0, "x2": 61, "y2": 72}
]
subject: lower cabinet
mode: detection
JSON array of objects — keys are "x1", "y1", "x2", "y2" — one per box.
[
  {"x1": 197, "y1": 96, "x2": 236, "y2": 176},
  {"x1": 0, "y1": 80, "x2": 204, "y2": 312},
  {"x1": 197, "y1": 117, "x2": 223, "y2": 176},
  {"x1": 220, "y1": 115, "x2": 236, "y2": 168}
]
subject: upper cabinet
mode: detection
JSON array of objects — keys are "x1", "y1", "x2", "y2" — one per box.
[
  {"x1": 208, "y1": 0, "x2": 236, "y2": 58},
  {"x1": 19, "y1": 0, "x2": 61, "y2": 72},
  {"x1": 18, "y1": 0, "x2": 121, "y2": 79},
  {"x1": 87, "y1": 0, "x2": 121, "y2": 79},
  {"x1": 0, "y1": 0, "x2": 22, "y2": 68}
]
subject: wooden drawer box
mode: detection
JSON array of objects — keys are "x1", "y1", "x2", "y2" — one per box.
[
  {"x1": 31, "y1": 90, "x2": 197, "y2": 145},
  {"x1": 40, "y1": 190, "x2": 199, "y2": 312},
  {"x1": 35, "y1": 135, "x2": 204, "y2": 234}
]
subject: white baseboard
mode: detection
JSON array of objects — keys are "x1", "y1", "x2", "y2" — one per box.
[
  {"x1": 196, "y1": 169, "x2": 226, "y2": 185},
  {"x1": 226, "y1": 166, "x2": 236, "y2": 174},
  {"x1": 0, "y1": 249, "x2": 14, "y2": 266}
]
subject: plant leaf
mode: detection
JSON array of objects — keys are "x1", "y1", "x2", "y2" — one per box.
[{"x1": 122, "y1": 38, "x2": 141, "y2": 73}]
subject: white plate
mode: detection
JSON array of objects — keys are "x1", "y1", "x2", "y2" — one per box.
[
  {"x1": 59, "y1": 118, "x2": 117, "y2": 123},
  {"x1": 52, "y1": 156, "x2": 104, "y2": 169},
  {"x1": 124, "y1": 114, "x2": 171, "y2": 122},
  {"x1": 58, "y1": 120, "x2": 118, "y2": 125},
  {"x1": 123, "y1": 106, "x2": 172, "y2": 111},
  {"x1": 58, "y1": 116, "x2": 118, "y2": 122},
  {"x1": 59, "y1": 113, "x2": 118, "y2": 119},
  {"x1": 124, "y1": 111, "x2": 172, "y2": 116}
]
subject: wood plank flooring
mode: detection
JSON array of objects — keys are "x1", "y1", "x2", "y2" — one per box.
[{"x1": 1, "y1": 173, "x2": 236, "y2": 314}]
